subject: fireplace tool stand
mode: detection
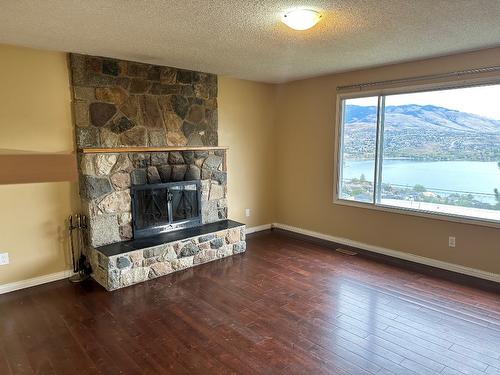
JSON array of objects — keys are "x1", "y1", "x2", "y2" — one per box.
[{"x1": 68, "y1": 214, "x2": 90, "y2": 283}]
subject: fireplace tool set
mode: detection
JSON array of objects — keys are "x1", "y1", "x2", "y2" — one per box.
[{"x1": 68, "y1": 214, "x2": 91, "y2": 282}]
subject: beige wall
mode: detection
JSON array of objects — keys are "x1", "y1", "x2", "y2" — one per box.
[
  {"x1": 0, "y1": 45, "x2": 74, "y2": 153},
  {"x1": 0, "y1": 45, "x2": 79, "y2": 285},
  {"x1": 274, "y1": 47, "x2": 500, "y2": 275},
  {"x1": 218, "y1": 77, "x2": 276, "y2": 227},
  {"x1": 0, "y1": 183, "x2": 80, "y2": 284}
]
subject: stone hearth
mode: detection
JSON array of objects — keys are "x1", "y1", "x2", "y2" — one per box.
[{"x1": 89, "y1": 220, "x2": 245, "y2": 290}]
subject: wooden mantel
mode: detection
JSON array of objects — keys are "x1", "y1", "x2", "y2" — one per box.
[{"x1": 79, "y1": 146, "x2": 229, "y2": 154}]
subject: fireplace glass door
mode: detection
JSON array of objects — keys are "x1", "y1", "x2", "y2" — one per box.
[
  {"x1": 131, "y1": 181, "x2": 202, "y2": 238},
  {"x1": 133, "y1": 187, "x2": 170, "y2": 232},
  {"x1": 170, "y1": 183, "x2": 200, "y2": 222}
]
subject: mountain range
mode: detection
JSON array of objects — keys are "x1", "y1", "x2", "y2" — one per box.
[
  {"x1": 345, "y1": 104, "x2": 500, "y2": 133},
  {"x1": 343, "y1": 104, "x2": 500, "y2": 161}
]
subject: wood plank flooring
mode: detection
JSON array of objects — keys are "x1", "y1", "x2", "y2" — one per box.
[{"x1": 0, "y1": 230, "x2": 499, "y2": 374}]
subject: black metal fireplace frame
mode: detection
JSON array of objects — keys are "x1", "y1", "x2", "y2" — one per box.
[{"x1": 131, "y1": 180, "x2": 202, "y2": 239}]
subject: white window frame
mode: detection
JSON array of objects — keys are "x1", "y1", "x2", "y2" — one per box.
[{"x1": 333, "y1": 77, "x2": 500, "y2": 229}]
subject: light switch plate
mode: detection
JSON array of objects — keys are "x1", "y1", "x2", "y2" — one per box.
[
  {"x1": 448, "y1": 236, "x2": 456, "y2": 248},
  {"x1": 0, "y1": 252, "x2": 9, "y2": 265}
]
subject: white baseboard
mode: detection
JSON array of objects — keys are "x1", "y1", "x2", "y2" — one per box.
[
  {"x1": 246, "y1": 223, "x2": 272, "y2": 234},
  {"x1": 0, "y1": 270, "x2": 73, "y2": 295},
  {"x1": 272, "y1": 223, "x2": 500, "y2": 283}
]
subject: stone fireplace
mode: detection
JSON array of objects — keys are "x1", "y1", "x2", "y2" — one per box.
[{"x1": 70, "y1": 54, "x2": 245, "y2": 290}]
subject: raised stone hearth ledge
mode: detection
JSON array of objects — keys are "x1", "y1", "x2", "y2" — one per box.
[{"x1": 89, "y1": 220, "x2": 246, "y2": 290}]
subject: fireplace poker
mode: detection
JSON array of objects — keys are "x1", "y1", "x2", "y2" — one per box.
[
  {"x1": 68, "y1": 213, "x2": 90, "y2": 283},
  {"x1": 68, "y1": 215, "x2": 78, "y2": 273}
]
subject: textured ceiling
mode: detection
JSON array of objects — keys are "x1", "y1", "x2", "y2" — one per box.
[{"x1": 1, "y1": 0, "x2": 500, "y2": 83}]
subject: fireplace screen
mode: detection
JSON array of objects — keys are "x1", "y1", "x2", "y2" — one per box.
[{"x1": 131, "y1": 181, "x2": 202, "y2": 238}]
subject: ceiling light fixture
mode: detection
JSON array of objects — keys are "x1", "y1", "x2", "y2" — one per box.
[{"x1": 282, "y1": 9, "x2": 322, "y2": 31}]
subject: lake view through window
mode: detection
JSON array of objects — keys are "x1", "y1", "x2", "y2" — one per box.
[{"x1": 338, "y1": 84, "x2": 500, "y2": 223}]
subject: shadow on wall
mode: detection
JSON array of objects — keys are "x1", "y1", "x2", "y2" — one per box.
[{"x1": 0, "y1": 152, "x2": 77, "y2": 185}]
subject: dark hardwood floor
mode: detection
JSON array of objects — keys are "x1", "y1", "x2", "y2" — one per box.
[{"x1": 1, "y1": 230, "x2": 499, "y2": 374}]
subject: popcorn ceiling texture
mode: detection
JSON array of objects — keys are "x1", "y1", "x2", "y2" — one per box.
[{"x1": 1, "y1": 1, "x2": 500, "y2": 82}]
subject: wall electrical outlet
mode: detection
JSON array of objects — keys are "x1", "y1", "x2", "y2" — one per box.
[
  {"x1": 448, "y1": 236, "x2": 456, "y2": 248},
  {"x1": 0, "y1": 252, "x2": 9, "y2": 266},
  {"x1": 245, "y1": 208, "x2": 251, "y2": 217}
]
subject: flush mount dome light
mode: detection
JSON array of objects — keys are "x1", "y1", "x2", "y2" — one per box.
[{"x1": 282, "y1": 9, "x2": 322, "y2": 30}]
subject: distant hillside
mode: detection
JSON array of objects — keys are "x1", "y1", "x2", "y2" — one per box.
[{"x1": 343, "y1": 104, "x2": 500, "y2": 161}]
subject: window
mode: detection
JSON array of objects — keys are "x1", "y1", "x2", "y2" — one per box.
[{"x1": 337, "y1": 83, "x2": 500, "y2": 224}]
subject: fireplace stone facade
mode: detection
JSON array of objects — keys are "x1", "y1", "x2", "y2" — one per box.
[
  {"x1": 70, "y1": 53, "x2": 218, "y2": 149},
  {"x1": 79, "y1": 149, "x2": 227, "y2": 247}
]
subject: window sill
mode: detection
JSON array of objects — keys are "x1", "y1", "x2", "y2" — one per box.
[{"x1": 333, "y1": 198, "x2": 500, "y2": 230}]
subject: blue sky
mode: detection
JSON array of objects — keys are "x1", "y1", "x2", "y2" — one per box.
[{"x1": 348, "y1": 84, "x2": 500, "y2": 120}]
